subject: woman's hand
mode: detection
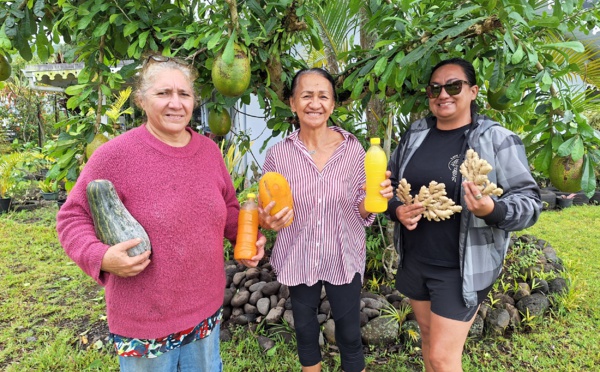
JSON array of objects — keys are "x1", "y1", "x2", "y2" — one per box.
[
  {"x1": 396, "y1": 203, "x2": 426, "y2": 231},
  {"x1": 238, "y1": 235, "x2": 266, "y2": 268},
  {"x1": 462, "y1": 181, "x2": 494, "y2": 217},
  {"x1": 381, "y1": 170, "x2": 394, "y2": 200},
  {"x1": 100, "y1": 238, "x2": 152, "y2": 277},
  {"x1": 258, "y1": 201, "x2": 294, "y2": 231}
]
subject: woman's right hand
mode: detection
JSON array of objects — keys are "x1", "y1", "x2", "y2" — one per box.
[
  {"x1": 100, "y1": 238, "x2": 152, "y2": 277},
  {"x1": 396, "y1": 203, "x2": 425, "y2": 231},
  {"x1": 258, "y1": 201, "x2": 293, "y2": 231}
]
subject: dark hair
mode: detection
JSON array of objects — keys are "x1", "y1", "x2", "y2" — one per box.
[
  {"x1": 286, "y1": 68, "x2": 337, "y2": 129},
  {"x1": 429, "y1": 57, "x2": 479, "y2": 114},
  {"x1": 287, "y1": 68, "x2": 337, "y2": 101}
]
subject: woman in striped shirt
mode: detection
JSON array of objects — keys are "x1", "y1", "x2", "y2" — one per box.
[{"x1": 259, "y1": 68, "x2": 393, "y2": 372}]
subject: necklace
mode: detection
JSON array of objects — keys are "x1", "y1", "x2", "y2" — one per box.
[{"x1": 308, "y1": 149, "x2": 317, "y2": 155}]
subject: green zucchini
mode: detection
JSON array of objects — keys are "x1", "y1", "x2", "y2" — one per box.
[{"x1": 86, "y1": 179, "x2": 151, "y2": 257}]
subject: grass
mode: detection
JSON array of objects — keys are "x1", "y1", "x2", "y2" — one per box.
[{"x1": 0, "y1": 204, "x2": 599, "y2": 371}]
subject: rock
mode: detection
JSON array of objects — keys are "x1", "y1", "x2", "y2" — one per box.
[
  {"x1": 223, "y1": 288, "x2": 235, "y2": 306},
  {"x1": 362, "y1": 307, "x2": 380, "y2": 319},
  {"x1": 548, "y1": 278, "x2": 568, "y2": 295},
  {"x1": 323, "y1": 319, "x2": 336, "y2": 343},
  {"x1": 233, "y1": 272, "x2": 246, "y2": 286},
  {"x1": 494, "y1": 293, "x2": 515, "y2": 307},
  {"x1": 542, "y1": 246, "x2": 559, "y2": 262},
  {"x1": 249, "y1": 290, "x2": 263, "y2": 306},
  {"x1": 486, "y1": 308, "x2": 510, "y2": 336},
  {"x1": 361, "y1": 316, "x2": 399, "y2": 345},
  {"x1": 232, "y1": 307, "x2": 244, "y2": 318},
  {"x1": 284, "y1": 310, "x2": 295, "y2": 329},
  {"x1": 262, "y1": 281, "x2": 281, "y2": 296},
  {"x1": 259, "y1": 270, "x2": 272, "y2": 282},
  {"x1": 220, "y1": 327, "x2": 232, "y2": 342},
  {"x1": 531, "y1": 278, "x2": 549, "y2": 294},
  {"x1": 244, "y1": 278, "x2": 259, "y2": 288},
  {"x1": 401, "y1": 319, "x2": 421, "y2": 345},
  {"x1": 265, "y1": 306, "x2": 285, "y2": 324},
  {"x1": 362, "y1": 297, "x2": 385, "y2": 310},
  {"x1": 503, "y1": 303, "x2": 521, "y2": 327},
  {"x1": 244, "y1": 303, "x2": 258, "y2": 315},
  {"x1": 279, "y1": 284, "x2": 290, "y2": 299},
  {"x1": 222, "y1": 306, "x2": 232, "y2": 321},
  {"x1": 320, "y1": 300, "x2": 331, "y2": 315},
  {"x1": 257, "y1": 335, "x2": 275, "y2": 351},
  {"x1": 284, "y1": 297, "x2": 293, "y2": 310},
  {"x1": 257, "y1": 297, "x2": 271, "y2": 316},
  {"x1": 249, "y1": 281, "x2": 266, "y2": 293},
  {"x1": 359, "y1": 311, "x2": 369, "y2": 327},
  {"x1": 516, "y1": 293, "x2": 550, "y2": 317},
  {"x1": 276, "y1": 296, "x2": 285, "y2": 308},
  {"x1": 231, "y1": 289, "x2": 250, "y2": 308},
  {"x1": 231, "y1": 313, "x2": 257, "y2": 325},
  {"x1": 317, "y1": 313, "x2": 328, "y2": 324},
  {"x1": 513, "y1": 282, "x2": 531, "y2": 302},
  {"x1": 386, "y1": 294, "x2": 403, "y2": 303},
  {"x1": 245, "y1": 267, "x2": 260, "y2": 280},
  {"x1": 468, "y1": 314, "x2": 484, "y2": 338}
]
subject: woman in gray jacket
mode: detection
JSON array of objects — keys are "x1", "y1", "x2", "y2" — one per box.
[{"x1": 386, "y1": 57, "x2": 542, "y2": 371}]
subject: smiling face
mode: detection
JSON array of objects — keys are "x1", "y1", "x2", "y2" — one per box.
[
  {"x1": 428, "y1": 64, "x2": 479, "y2": 129},
  {"x1": 139, "y1": 67, "x2": 195, "y2": 144},
  {"x1": 289, "y1": 72, "x2": 335, "y2": 130}
]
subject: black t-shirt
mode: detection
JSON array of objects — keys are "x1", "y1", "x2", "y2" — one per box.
[{"x1": 402, "y1": 124, "x2": 470, "y2": 268}]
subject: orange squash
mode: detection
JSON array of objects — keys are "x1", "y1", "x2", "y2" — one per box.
[{"x1": 258, "y1": 172, "x2": 294, "y2": 227}]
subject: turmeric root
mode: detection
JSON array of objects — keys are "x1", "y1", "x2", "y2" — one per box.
[
  {"x1": 395, "y1": 179, "x2": 462, "y2": 221},
  {"x1": 460, "y1": 149, "x2": 503, "y2": 197}
]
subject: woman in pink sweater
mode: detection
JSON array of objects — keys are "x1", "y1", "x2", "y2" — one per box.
[{"x1": 56, "y1": 54, "x2": 265, "y2": 371}]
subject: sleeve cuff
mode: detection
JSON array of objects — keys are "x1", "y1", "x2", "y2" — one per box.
[
  {"x1": 387, "y1": 199, "x2": 403, "y2": 222},
  {"x1": 482, "y1": 199, "x2": 507, "y2": 226}
]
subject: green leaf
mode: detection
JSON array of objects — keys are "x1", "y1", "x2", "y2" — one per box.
[
  {"x1": 123, "y1": 22, "x2": 140, "y2": 37},
  {"x1": 556, "y1": 136, "x2": 578, "y2": 157},
  {"x1": 93, "y1": 21, "x2": 110, "y2": 38},
  {"x1": 581, "y1": 156, "x2": 596, "y2": 198},
  {"x1": 373, "y1": 57, "x2": 387, "y2": 77},
  {"x1": 221, "y1": 31, "x2": 237, "y2": 65},
  {"x1": 207, "y1": 31, "x2": 221, "y2": 50},
  {"x1": 570, "y1": 137, "x2": 585, "y2": 161},
  {"x1": 540, "y1": 41, "x2": 584, "y2": 53}
]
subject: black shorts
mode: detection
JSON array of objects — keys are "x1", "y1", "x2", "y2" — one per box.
[{"x1": 396, "y1": 253, "x2": 493, "y2": 322}]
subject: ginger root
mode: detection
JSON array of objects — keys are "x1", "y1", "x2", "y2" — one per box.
[
  {"x1": 459, "y1": 149, "x2": 503, "y2": 197},
  {"x1": 395, "y1": 179, "x2": 462, "y2": 221}
]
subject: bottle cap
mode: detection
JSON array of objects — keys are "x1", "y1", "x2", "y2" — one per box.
[
  {"x1": 247, "y1": 193, "x2": 256, "y2": 199},
  {"x1": 370, "y1": 137, "x2": 381, "y2": 145}
]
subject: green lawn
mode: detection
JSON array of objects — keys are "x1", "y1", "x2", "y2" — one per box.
[{"x1": 0, "y1": 204, "x2": 598, "y2": 371}]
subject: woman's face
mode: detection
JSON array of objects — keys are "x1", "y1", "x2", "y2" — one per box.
[
  {"x1": 289, "y1": 73, "x2": 335, "y2": 130},
  {"x1": 140, "y1": 68, "x2": 195, "y2": 139},
  {"x1": 428, "y1": 64, "x2": 478, "y2": 127}
]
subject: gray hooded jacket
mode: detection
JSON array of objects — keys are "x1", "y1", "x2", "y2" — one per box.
[{"x1": 386, "y1": 114, "x2": 542, "y2": 307}]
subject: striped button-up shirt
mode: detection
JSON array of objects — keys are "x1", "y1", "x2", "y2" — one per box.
[{"x1": 263, "y1": 126, "x2": 375, "y2": 286}]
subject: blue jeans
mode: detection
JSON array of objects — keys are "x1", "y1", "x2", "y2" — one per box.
[{"x1": 118, "y1": 323, "x2": 223, "y2": 372}]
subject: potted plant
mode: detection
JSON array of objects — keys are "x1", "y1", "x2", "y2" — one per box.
[
  {"x1": 556, "y1": 193, "x2": 576, "y2": 209},
  {"x1": 0, "y1": 153, "x2": 26, "y2": 213},
  {"x1": 38, "y1": 178, "x2": 59, "y2": 200}
]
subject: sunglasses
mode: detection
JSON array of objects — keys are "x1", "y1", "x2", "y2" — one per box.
[
  {"x1": 145, "y1": 54, "x2": 189, "y2": 66},
  {"x1": 425, "y1": 80, "x2": 471, "y2": 98}
]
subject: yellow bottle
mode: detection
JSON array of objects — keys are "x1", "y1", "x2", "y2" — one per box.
[
  {"x1": 234, "y1": 193, "x2": 259, "y2": 260},
  {"x1": 364, "y1": 138, "x2": 388, "y2": 213}
]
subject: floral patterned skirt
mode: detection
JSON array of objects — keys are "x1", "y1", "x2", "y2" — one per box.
[{"x1": 111, "y1": 307, "x2": 222, "y2": 358}]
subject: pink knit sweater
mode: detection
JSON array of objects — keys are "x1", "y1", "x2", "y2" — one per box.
[{"x1": 56, "y1": 125, "x2": 239, "y2": 339}]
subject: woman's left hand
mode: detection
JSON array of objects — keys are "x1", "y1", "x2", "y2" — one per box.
[
  {"x1": 238, "y1": 235, "x2": 266, "y2": 268},
  {"x1": 463, "y1": 181, "x2": 494, "y2": 217}
]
